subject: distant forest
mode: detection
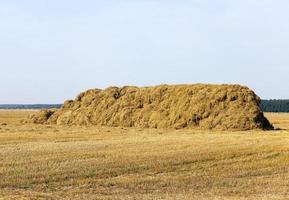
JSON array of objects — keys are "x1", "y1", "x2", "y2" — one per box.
[
  {"x1": 260, "y1": 100, "x2": 289, "y2": 112},
  {"x1": 0, "y1": 100, "x2": 288, "y2": 112},
  {"x1": 0, "y1": 104, "x2": 62, "y2": 109}
]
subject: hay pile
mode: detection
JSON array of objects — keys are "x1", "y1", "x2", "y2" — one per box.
[{"x1": 26, "y1": 84, "x2": 273, "y2": 130}]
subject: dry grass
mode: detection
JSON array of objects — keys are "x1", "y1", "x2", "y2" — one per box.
[
  {"x1": 1, "y1": 110, "x2": 289, "y2": 199},
  {"x1": 26, "y1": 84, "x2": 273, "y2": 130}
]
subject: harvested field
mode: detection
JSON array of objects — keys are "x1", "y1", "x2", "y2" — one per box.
[
  {"x1": 26, "y1": 84, "x2": 273, "y2": 131},
  {"x1": 1, "y1": 110, "x2": 289, "y2": 199}
]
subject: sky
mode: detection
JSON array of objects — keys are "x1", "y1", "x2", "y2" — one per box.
[{"x1": 0, "y1": 0, "x2": 289, "y2": 103}]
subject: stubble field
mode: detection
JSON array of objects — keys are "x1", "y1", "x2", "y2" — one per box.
[{"x1": 1, "y1": 110, "x2": 289, "y2": 199}]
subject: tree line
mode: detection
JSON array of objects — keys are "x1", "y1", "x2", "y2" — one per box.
[
  {"x1": 260, "y1": 100, "x2": 289, "y2": 112},
  {"x1": 0, "y1": 101, "x2": 288, "y2": 112},
  {"x1": 0, "y1": 104, "x2": 62, "y2": 109}
]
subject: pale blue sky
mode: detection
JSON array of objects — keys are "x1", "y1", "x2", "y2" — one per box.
[{"x1": 0, "y1": 0, "x2": 289, "y2": 103}]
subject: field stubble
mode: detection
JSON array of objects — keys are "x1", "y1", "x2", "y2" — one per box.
[{"x1": 0, "y1": 110, "x2": 289, "y2": 199}]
